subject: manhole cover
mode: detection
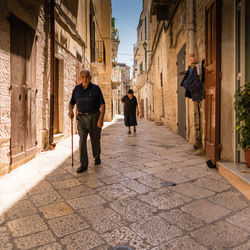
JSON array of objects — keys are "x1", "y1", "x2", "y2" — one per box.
[
  {"x1": 114, "y1": 247, "x2": 132, "y2": 250},
  {"x1": 164, "y1": 181, "x2": 176, "y2": 187}
]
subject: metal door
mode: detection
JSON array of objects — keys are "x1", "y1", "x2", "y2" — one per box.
[
  {"x1": 205, "y1": 0, "x2": 221, "y2": 164},
  {"x1": 177, "y1": 44, "x2": 186, "y2": 138},
  {"x1": 10, "y1": 14, "x2": 37, "y2": 165}
]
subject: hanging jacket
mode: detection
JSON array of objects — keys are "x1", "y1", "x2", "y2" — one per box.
[
  {"x1": 183, "y1": 66, "x2": 204, "y2": 102},
  {"x1": 180, "y1": 67, "x2": 192, "y2": 99}
]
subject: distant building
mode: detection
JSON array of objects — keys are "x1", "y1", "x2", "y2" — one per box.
[{"x1": 112, "y1": 63, "x2": 131, "y2": 116}]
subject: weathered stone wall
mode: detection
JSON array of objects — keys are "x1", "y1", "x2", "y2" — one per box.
[
  {"x1": 135, "y1": 0, "x2": 238, "y2": 161},
  {"x1": 0, "y1": 0, "x2": 50, "y2": 174},
  {"x1": 0, "y1": 0, "x2": 89, "y2": 174},
  {"x1": 96, "y1": 73, "x2": 112, "y2": 121},
  {"x1": 36, "y1": 2, "x2": 50, "y2": 150},
  {"x1": 58, "y1": 46, "x2": 78, "y2": 138},
  {"x1": 220, "y1": 0, "x2": 235, "y2": 161},
  {"x1": 0, "y1": 0, "x2": 11, "y2": 175},
  {"x1": 195, "y1": 0, "x2": 209, "y2": 148},
  {"x1": 149, "y1": 0, "x2": 209, "y2": 145}
]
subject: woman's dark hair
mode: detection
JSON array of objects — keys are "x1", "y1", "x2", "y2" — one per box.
[{"x1": 128, "y1": 89, "x2": 134, "y2": 94}]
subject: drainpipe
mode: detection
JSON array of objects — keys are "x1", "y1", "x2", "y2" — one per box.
[
  {"x1": 189, "y1": 0, "x2": 195, "y2": 62},
  {"x1": 49, "y1": 0, "x2": 55, "y2": 145},
  {"x1": 189, "y1": 0, "x2": 201, "y2": 148}
]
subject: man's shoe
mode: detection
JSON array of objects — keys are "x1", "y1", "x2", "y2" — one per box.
[
  {"x1": 77, "y1": 166, "x2": 88, "y2": 173},
  {"x1": 94, "y1": 157, "x2": 101, "y2": 165}
]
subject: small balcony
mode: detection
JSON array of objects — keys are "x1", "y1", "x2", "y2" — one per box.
[
  {"x1": 150, "y1": 0, "x2": 178, "y2": 21},
  {"x1": 135, "y1": 71, "x2": 147, "y2": 89},
  {"x1": 111, "y1": 67, "x2": 121, "y2": 89},
  {"x1": 111, "y1": 30, "x2": 120, "y2": 60},
  {"x1": 90, "y1": 40, "x2": 106, "y2": 73}
]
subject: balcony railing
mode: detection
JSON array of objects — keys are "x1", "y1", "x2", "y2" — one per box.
[
  {"x1": 111, "y1": 30, "x2": 119, "y2": 41},
  {"x1": 91, "y1": 40, "x2": 106, "y2": 65}
]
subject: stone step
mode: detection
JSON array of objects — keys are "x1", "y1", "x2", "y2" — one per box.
[{"x1": 217, "y1": 161, "x2": 250, "y2": 200}]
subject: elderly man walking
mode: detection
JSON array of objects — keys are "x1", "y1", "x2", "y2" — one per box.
[{"x1": 68, "y1": 70, "x2": 105, "y2": 173}]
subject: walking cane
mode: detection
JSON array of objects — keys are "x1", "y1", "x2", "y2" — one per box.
[{"x1": 71, "y1": 117, "x2": 74, "y2": 167}]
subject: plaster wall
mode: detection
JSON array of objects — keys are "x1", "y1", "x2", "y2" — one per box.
[{"x1": 220, "y1": 0, "x2": 235, "y2": 161}]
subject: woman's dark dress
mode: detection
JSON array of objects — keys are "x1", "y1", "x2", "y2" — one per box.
[{"x1": 122, "y1": 95, "x2": 138, "y2": 127}]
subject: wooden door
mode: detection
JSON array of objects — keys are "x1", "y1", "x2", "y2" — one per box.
[
  {"x1": 205, "y1": 0, "x2": 221, "y2": 165},
  {"x1": 25, "y1": 21, "x2": 37, "y2": 157},
  {"x1": 10, "y1": 15, "x2": 26, "y2": 164},
  {"x1": 10, "y1": 14, "x2": 37, "y2": 164},
  {"x1": 54, "y1": 58, "x2": 59, "y2": 133},
  {"x1": 177, "y1": 44, "x2": 186, "y2": 138}
]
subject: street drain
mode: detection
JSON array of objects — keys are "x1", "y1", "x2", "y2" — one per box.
[
  {"x1": 114, "y1": 247, "x2": 132, "y2": 250},
  {"x1": 164, "y1": 181, "x2": 176, "y2": 187}
]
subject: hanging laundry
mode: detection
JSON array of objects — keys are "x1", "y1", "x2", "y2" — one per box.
[
  {"x1": 201, "y1": 59, "x2": 205, "y2": 83},
  {"x1": 196, "y1": 62, "x2": 202, "y2": 76},
  {"x1": 180, "y1": 66, "x2": 192, "y2": 98},
  {"x1": 181, "y1": 66, "x2": 204, "y2": 102}
]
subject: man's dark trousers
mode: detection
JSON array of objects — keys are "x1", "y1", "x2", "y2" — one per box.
[{"x1": 76, "y1": 112, "x2": 101, "y2": 168}]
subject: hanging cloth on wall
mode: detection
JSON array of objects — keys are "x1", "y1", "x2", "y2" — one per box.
[
  {"x1": 180, "y1": 67, "x2": 192, "y2": 98},
  {"x1": 181, "y1": 66, "x2": 204, "y2": 102}
]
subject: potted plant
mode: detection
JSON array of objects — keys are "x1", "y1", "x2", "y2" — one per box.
[
  {"x1": 98, "y1": 57, "x2": 103, "y2": 63},
  {"x1": 234, "y1": 82, "x2": 250, "y2": 167}
]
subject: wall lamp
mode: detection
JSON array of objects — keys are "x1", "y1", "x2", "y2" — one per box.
[{"x1": 143, "y1": 41, "x2": 152, "y2": 52}]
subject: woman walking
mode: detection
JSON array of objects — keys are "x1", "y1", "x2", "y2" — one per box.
[{"x1": 122, "y1": 89, "x2": 139, "y2": 134}]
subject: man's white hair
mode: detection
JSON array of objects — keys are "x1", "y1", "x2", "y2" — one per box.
[{"x1": 80, "y1": 70, "x2": 91, "y2": 78}]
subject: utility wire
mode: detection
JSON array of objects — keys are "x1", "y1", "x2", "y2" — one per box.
[{"x1": 118, "y1": 53, "x2": 133, "y2": 56}]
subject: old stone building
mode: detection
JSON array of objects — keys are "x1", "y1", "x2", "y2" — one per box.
[
  {"x1": 0, "y1": 0, "x2": 113, "y2": 175},
  {"x1": 133, "y1": 0, "x2": 250, "y2": 167},
  {"x1": 112, "y1": 63, "x2": 131, "y2": 117}
]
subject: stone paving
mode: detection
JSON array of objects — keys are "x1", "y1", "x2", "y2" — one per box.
[{"x1": 0, "y1": 118, "x2": 250, "y2": 249}]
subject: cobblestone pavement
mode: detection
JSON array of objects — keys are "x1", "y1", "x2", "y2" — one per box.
[{"x1": 1, "y1": 118, "x2": 250, "y2": 249}]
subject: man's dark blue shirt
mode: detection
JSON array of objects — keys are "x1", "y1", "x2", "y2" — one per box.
[{"x1": 70, "y1": 83, "x2": 105, "y2": 113}]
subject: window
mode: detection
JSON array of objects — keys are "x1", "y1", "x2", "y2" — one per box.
[
  {"x1": 170, "y1": 22, "x2": 173, "y2": 47},
  {"x1": 145, "y1": 16, "x2": 147, "y2": 40},
  {"x1": 140, "y1": 62, "x2": 143, "y2": 73}
]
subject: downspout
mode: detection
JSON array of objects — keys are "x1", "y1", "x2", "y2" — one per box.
[
  {"x1": 49, "y1": 0, "x2": 55, "y2": 146},
  {"x1": 188, "y1": 0, "x2": 194, "y2": 144},
  {"x1": 189, "y1": 0, "x2": 201, "y2": 148},
  {"x1": 189, "y1": 0, "x2": 195, "y2": 62}
]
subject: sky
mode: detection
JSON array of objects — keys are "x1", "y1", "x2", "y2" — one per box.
[{"x1": 111, "y1": 0, "x2": 143, "y2": 71}]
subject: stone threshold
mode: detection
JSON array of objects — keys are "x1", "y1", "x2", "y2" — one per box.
[
  {"x1": 217, "y1": 161, "x2": 250, "y2": 200},
  {"x1": 54, "y1": 133, "x2": 64, "y2": 143}
]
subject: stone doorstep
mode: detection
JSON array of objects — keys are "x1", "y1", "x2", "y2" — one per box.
[
  {"x1": 53, "y1": 133, "x2": 64, "y2": 143},
  {"x1": 155, "y1": 121, "x2": 163, "y2": 126},
  {"x1": 217, "y1": 161, "x2": 250, "y2": 200}
]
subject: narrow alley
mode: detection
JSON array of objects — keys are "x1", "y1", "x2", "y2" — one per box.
[{"x1": 1, "y1": 118, "x2": 249, "y2": 249}]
